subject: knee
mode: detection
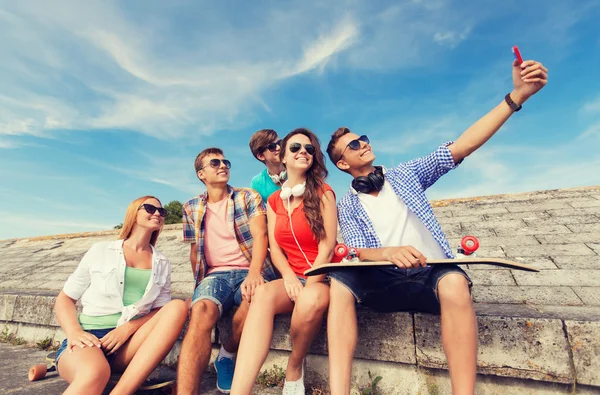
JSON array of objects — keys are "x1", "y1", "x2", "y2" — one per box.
[
  {"x1": 295, "y1": 288, "x2": 329, "y2": 322},
  {"x1": 251, "y1": 284, "x2": 277, "y2": 307},
  {"x1": 438, "y1": 274, "x2": 472, "y2": 308},
  {"x1": 189, "y1": 300, "x2": 219, "y2": 331},
  {"x1": 76, "y1": 361, "x2": 111, "y2": 387}
]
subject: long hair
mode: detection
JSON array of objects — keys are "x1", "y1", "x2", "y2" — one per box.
[
  {"x1": 280, "y1": 128, "x2": 328, "y2": 241},
  {"x1": 118, "y1": 195, "x2": 163, "y2": 246}
]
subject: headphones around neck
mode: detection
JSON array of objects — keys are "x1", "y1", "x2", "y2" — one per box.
[
  {"x1": 269, "y1": 170, "x2": 287, "y2": 184},
  {"x1": 280, "y1": 181, "x2": 306, "y2": 200},
  {"x1": 351, "y1": 166, "x2": 385, "y2": 194}
]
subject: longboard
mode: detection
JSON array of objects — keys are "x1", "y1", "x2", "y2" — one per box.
[
  {"x1": 305, "y1": 257, "x2": 539, "y2": 276},
  {"x1": 29, "y1": 351, "x2": 176, "y2": 393}
]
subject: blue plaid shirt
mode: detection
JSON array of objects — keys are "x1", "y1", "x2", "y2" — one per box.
[
  {"x1": 338, "y1": 142, "x2": 459, "y2": 258},
  {"x1": 182, "y1": 186, "x2": 273, "y2": 286}
]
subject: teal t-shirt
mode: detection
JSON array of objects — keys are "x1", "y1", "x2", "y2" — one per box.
[{"x1": 251, "y1": 168, "x2": 281, "y2": 203}]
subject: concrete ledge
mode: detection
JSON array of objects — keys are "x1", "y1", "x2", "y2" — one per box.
[{"x1": 3, "y1": 290, "x2": 600, "y2": 392}]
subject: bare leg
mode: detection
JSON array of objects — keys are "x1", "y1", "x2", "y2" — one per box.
[
  {"x1": 177, "y1": 300, "x2": 221, "y2": 395},
  {"x1": 57, "y1": 345, "x2": 111, "y2": 395},
  {"x1": 230, "y1": 280, "x2": 294, "y2": 395},
  {"x1": 286, "y1": 282, "x2": 330, "y2": 381},
  {"x1": 327, "y1": 279, "x2": 358, "y2": 395},
  {"x1": 109, "y1": 300, "x2": 188, "y2": 394},
  {"x1": 438, "y1": 274, "x2": 477, "y2": 395},
  {"x1": 222, "y1": 298, "x2": 250, "y2": 353}
]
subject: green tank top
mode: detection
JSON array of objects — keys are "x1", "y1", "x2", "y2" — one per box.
[{"x1": 79, "y1": 266, "x2": 152, "y2": 330}]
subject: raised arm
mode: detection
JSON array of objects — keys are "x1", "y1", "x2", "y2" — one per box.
[{"x1": 449, "y1": 60, "x2": 548, "y2": 163}]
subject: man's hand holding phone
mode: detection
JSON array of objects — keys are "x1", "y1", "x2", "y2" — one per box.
[{"x1": 510, "y1": 46, "x2": 548, "y2": 105}]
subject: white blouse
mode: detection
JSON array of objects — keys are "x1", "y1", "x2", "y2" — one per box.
[{"x1": 63, "y1": 239, "x2": 172, "y2": 327}]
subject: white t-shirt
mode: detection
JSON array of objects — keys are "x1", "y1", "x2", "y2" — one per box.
[{"x1": 358, "y1": 181, "x2": 446, "y2": 259}]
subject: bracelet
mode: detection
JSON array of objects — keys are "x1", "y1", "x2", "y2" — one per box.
[{"x1": 505, "y1": 93, "x2": 522, "y2": 112}]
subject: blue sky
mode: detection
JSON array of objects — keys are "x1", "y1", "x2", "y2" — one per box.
[{"x1": 1, "y1": 0, "x2": 599, "y2": 240}]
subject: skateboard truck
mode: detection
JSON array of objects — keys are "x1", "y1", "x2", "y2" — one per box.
[{"x1": 456, "y1": 235, "x2": 479, "y2": 258}]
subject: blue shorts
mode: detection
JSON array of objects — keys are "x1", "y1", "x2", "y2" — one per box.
[
  {"x1": 192, "y1": 270, "x2": 273, "y2": 316},
  {"x1": 55, "y1": 328, "x2": 117, "y2": 372},
  {"x1": 328, "y1": 264, "x2": 472, "y2": 314}
]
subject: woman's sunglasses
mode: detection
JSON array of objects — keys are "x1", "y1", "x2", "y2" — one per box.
[
  {"x1": 201, "y1": 159, "x2": 232, "y2": 170},
  {"x1": 261, "y1": 140, "x2": 281, "y2": 153},
  {"x1": 288, "y1": 142, "x2": 315, "y2": 155},
  {"x1": 337, "y1": 135, "x2": 369, "y2": 162},
  {"x1": 138, "y1": 204, "x2": 167, "y2": 217}
]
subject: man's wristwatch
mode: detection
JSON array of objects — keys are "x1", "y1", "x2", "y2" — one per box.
[{"x1": 505, "y1": 93, "x2": 522, "y2": 112}]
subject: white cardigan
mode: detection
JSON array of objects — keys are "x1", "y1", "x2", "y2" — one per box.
[{"x1": 63, "y1": 239, "x2": 172, "y2": 327}]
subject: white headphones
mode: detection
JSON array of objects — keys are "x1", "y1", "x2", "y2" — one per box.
[
  {"x1": 279, "y1": 181, "x2": 311, "y2": 267},
  {"x1": 269, "y1": 170, "x2": 287, "y2": 185},
  {"x1": 280, "y1": 181, "x2": 305, "y2": 200}
]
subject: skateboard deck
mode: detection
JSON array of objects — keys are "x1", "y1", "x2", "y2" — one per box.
[
  {"x1": 305, "y1": 257, "x2": 539, "y2": 276},
  {"x1": 30, "y1": 351, "x2": 176, "y2": 393}
]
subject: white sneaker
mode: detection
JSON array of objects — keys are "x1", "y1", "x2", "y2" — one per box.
[{"x1": 282, "y1": 365, "x2": 305, "y2": 395}]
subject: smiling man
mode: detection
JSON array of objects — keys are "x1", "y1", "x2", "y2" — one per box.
[
  {"x1": 177, "y1": 148, "x2": 275, "y2": 394},
  {"x1": 325, "y1": 59, "x2": 548, "y2": 395},
  {"x1": 249, "y1": 129, "x2": 287, "y2": 202}
]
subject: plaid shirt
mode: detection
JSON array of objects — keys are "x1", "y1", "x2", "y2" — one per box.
[
  {"x1": 182, "y1": 186, "x2": 273, "y2": 286},
  {"x1": 338, "y1": 142, "x2": 459, "y2": 258}
]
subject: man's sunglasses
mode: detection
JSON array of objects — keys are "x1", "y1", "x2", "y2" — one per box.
[
  {"x1": 138, "y1": 204, "x2": 167, "y2": 217},
  {"x1": 288, "y1": 142, "x2": 315, "y2": 155},
  {"x1": 261, "y1": 140, "x2": 281, "y2": 153},
  {"x1": 337, "y1": 135, "x2": 369, "y2": 162},
  {"x1": 200, "y1": 159, "x2": 232, "y2": 170}
]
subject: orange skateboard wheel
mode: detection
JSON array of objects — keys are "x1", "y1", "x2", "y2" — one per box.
[
  {"x1": 461, "y1": 236, "x2": 479, "y2": 255},
  {"x1": 28, "y1": 364, "x2": 47, "y2": 381},
  {"x1": 334, "y1": 244, "x2": 348, "y2": 258}
]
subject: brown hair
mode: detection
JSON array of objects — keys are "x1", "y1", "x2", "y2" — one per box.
[
  {"x1": 280, "y1": 128, "x2": 329, "y2": 241},
  {"x1": 194, "y1": 147, "x2": 224, "y2": 172},
  {"x1": 119, "y1": 195, "x2": 163, "y2": 246},
  {"x1": 249, "y1": 129, "x2": 278, "y2": 162},
  {"x1": 326, "y1": 127, "x2": 352, "y2": 173}
]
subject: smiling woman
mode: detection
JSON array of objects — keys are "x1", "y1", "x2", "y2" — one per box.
[{"x1": 52, "y1": 195, "x2": 188, "y2": 395}]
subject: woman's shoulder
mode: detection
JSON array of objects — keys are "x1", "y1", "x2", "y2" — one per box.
[
  {"x1": 319, "y1": 183, "x2": 335, "y2": 198},
  {"x1": 267, "y1": 190, "x2": 283, "y2": 209}
]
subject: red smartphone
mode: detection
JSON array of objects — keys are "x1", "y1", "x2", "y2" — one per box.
[{"x1": 512, "y1": 45, "x2": 523, "y2": 65}]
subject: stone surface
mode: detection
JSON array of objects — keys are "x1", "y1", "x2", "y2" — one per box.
[
  {"x1": 415, "y1": 315, "x2": 573, "y2": 383},
  {"x1": 573, "y1": 288, "x2": 600, "y2": 306},
  {"x1": 565, "y1": 321, "x2": 600, "y2": 386},
  {"x1": 513, "y1": 270, "x2": 600, "y2": 287},
  {"x1": 472, "y1": 286, "x2": 583, "y2": 306}
]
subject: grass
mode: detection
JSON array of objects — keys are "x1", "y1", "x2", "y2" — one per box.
[
  {"x1": 0, "y1": 326, "x2": 27, "y2": 346},
  {"x1": 256, "y1": 365, "x2": 286, "y2": 388},
  {"x1": 359, "y1": 370, "x2": 383, "y2": 395},
  {"x1": 36, "y1": 336, "x2": 59, "y2": 351}
]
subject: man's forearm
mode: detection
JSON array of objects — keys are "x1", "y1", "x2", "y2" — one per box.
[
  {"x1": 357, "y1": 247, "x2": 388, "y2": 262},
  {"x1": 249, "y1": 233, "x2": 268, "y2": 273},
  {"x1": 449, "y1": 91, "x2": 523, "y2": 163}
]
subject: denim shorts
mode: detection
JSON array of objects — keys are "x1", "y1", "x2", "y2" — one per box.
[
  {"x1": 328, "y1": 264, "x2": 472, "y2": 314},
  {"x1": 55, "y1": 328, "x2": 117, "y2": 372},
  {"x1": 192, "y1": 270, "x2": 268, "y2": 316}
]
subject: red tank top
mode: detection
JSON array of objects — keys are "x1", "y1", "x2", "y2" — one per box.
[{"x1": 268, "y1": 184, "x2": 335, "y2": 277}]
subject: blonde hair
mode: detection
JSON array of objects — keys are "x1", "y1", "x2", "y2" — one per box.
[{"x1": 118, "y1": 195, "x2": 163, "y2": 246}]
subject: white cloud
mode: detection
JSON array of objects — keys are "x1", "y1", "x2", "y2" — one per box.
[{"x1": 0, "y1": 1, "x2": 362, "y2": 140}]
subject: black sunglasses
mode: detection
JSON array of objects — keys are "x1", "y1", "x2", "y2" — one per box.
[
  {"x1": 138, "y1": 204, "x2": 167, "y2": 217},
  {"x1": 288, "y1": 142, "x2": 315, "y2": 155},
  {"x1": 337, "y1": 135, "x2": 369, "y2": 162},
  {"x1": 261, "y1": 140, "x2": 281, "y2": 153},
  {"x1": 201, "y1": 158, "x2": 232, "y2": 170}
]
